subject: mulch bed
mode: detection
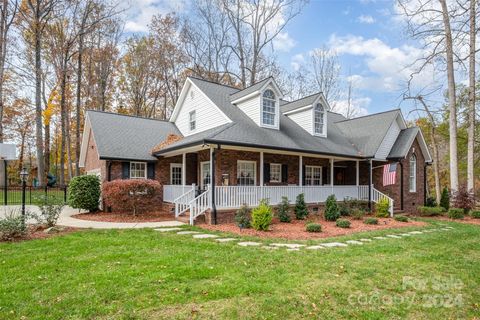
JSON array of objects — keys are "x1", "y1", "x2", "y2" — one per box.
[
  {"x1": 73, "y1": 211, "x2": 175, "y2": 223},
  {"x1": 430, "y1": 216, "x2": 480, "y2": 226},
  {"x1": 199, "y1": 216, "x2": 427, "y2": 240},
  {"x1": 1, "y1": 225, "x2": 79, "y2": 243}
]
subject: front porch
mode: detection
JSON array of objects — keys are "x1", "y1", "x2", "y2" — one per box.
[{"x1": 159, "y1": 145, "x2": 394, "y2": 224}]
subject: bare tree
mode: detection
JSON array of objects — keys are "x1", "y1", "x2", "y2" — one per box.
[
  {"x1": 310, "y1": 46, "x2": 340, "y2": 108},
  {"x1": 467, "y1": 0, "x2": 475, "y2": 193}
]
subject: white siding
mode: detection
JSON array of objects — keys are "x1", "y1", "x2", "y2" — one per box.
[
  {"x1": 288, "y1": 109, "x2": 313, "y2": 134},
  {"x1": 375, "y1": 117, "x2": 401, "y2": 159},
  {"x1": 174, "y1": 84, "x2": 230, "y2": 136},
  {"x1": 237, "y1": 94, "x2": 261, "y2": 126}
]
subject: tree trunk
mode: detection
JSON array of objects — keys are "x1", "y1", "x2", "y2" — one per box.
[
  {"x1": 59, "y1": 58, "x2": 67, "y2": 186},
  {"x1": 34, "y1": 21, "x2": 45, "y2": 186},
  {"x1": 467, "y1": 0, "x2": 476, "y2": 193},
  {"x1": 75, "y1": 31, "x2": 84, "y2": 177},
  {"x1": 439, "y1": 0, "x2": 459, "y2": 192}
]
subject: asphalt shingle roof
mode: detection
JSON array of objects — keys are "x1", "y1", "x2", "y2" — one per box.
[
  {"x1": 387, "y1": 127, "x2": 420, "y2": 159},
  {"x1": 230, "y1": 77, "x2": 272, "y2": 101},
  {"x1": 280, "y1": 93, "x2": 322, "y2": 113},
  {"x1": 87, "y1": 110, "x2": 180, "y2": 161}
]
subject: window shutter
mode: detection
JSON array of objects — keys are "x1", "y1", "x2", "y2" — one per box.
[
  {"x1": 263, "y1": 163, "x2": 270, "y2": 185},
  {"x1": 147, "y1": 163, "x2": 155, "y2": 179},
  {"x1": 302, "y1": 165, "x2": 306, "y2": 186},
  {"x1": 122, "y1": 162, "x2": 130, "y2": 179},
  {"x1": 282, "y1": 164, "x2": 288, "y2": 183}
]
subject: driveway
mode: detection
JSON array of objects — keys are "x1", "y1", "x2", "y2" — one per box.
[{"x1": 0, "y1": 205, "x2": 184, "y2": 229}]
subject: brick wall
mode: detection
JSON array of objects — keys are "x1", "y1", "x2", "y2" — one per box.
[{"x1": 84, "y1": 129, "x2": 106, "y2": 179}]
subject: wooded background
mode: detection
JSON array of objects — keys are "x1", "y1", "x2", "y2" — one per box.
[{"x1": 0, "y1": 0, "x2": 478, "y2": 203}]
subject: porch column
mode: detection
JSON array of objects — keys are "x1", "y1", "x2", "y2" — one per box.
[
  {"x1": 182, "y1": 153, "x2": 186, "y2": 192},
  {"x1": 356, "y1": 160, "x2": 360, "y2": 199},
  {"x1": 330, "y1": 158, "x2": 334, "y2": 193},
  {"x1": 299, "y1": 155, "x2": 303, "y2": 186},
  {"x1": 260, "y1": 151, "x2": 264, "y2": 186},
  {"x1": 210, "y1": 146, "x2": 217, "y2": 224},
  {"x1": 368, "y1": 159, "x2": 372, "y2": 210}
]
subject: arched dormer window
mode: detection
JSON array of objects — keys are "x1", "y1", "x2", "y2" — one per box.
[
  {"x1": 262, "y1": 89, "x2": 276, "y2": 126},
  {"x1": 409, "y1": 154, "x2": 417, "y2": 192},
  {"x1": 314, "y1": 103, "x2": 326, "y2": 135}
]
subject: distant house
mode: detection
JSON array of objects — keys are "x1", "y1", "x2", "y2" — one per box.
[{"x1": 79, "y1": 77, "x2": 432, "y2": 224}]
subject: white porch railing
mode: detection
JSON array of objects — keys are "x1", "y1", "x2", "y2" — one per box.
[
  {"x1": 174, "y1": 187, "x2": 196, "y2": 217},
  {"x1": 371, "y1": 187, "x2": 394, "y2": 217},
  {"x1": 163, "y1": 184, "x2": 195, "y2": 203},
  {"x1": 189, "y1": 187, "x2": 211, "y2": 225}
]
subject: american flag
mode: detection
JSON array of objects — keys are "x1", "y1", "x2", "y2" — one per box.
[{"x1": 383, "y1": 163, "x2": 397, "y2": 186}]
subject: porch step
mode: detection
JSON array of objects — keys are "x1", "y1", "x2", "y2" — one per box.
[{"x1": 175, "y1": 211, "x2": 206, "y2": 224}]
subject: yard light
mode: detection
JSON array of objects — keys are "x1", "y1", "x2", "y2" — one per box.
[{"x1": 20, "y1": 167, "x2": 28, "y2": 229}]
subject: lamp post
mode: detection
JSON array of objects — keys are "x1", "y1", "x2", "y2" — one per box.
[{"x1": 20, "y1": 168, "x2": 28, "y2": 229}]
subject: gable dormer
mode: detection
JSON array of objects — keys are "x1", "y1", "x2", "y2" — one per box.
[
  {"x1": 281, "y1": 93, "x2": 329, "y2": 138},
  {"x1": 230, "y1": 77, "x2": 283, "y2": 130}
]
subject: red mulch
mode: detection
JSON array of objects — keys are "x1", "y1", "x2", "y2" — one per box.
[
  {"x1": 199, "y1": 216, "x2": 427, "y2": 240},
  {"x1": 73, "y1": 211, "x2": 175, "y2": 223},
  {"x1": 1, "y1": 225, "x2": 79, "y2": 243},
  {"x1": 430, "y1": 216, "x2": 480, "y2": 226}
]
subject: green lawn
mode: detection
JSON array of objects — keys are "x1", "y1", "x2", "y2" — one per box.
[
  {"x1": 0, "y1": 188, "x2": 66, "y2": 206},
  {"x1": 0, "y1": 220, "x2": 479, "y2": 319}
]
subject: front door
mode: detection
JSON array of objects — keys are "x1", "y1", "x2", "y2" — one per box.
[{"x1": 200, "y1": 161, "x2": 210, "y2": 189}]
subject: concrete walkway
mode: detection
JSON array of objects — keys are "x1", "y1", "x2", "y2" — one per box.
[{"x1": 0, "y1": 205, "x2": 184, "y2": 229}]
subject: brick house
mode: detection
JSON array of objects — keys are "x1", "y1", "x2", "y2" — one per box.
[{"x1": 79, "y1": 77, "x2": 432, "y2": 224}]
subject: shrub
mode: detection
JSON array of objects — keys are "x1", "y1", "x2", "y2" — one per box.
[
  {"x1": 0, "y1": 209, "x2": 27, "y2": 241},
  {"x1": 425, "y1": 196, "x2": 437, "y2": 207},
  {"x1": 234, "y1": 205, "x2": 251, "y2": 229},
  {"x1": 351, "y1": 208, "x2": 365, "y2": 220},
  {"x1": 375, "y1": 198, "x2": 390, "y2": 218},
  {"x1": 278, "y1": 196, "x2": 291, "y2": 223},
  {"x1": 35, "y1": 196, "x2": 65, "y2": 227},
  {"x1": 417, "y1": 206, "x2": 445, "y2": 216},
  {"x1": 68, "y1": 175, "x2": 100, "y2": 212},
  {"x1": 344, "y1": 198, "x2": 369, "y2": 211},
  {"x1": 324, "y1": 195, "x2": 340, "y2": 221},
  {"x1": 305, "y1": 223, "x2": 322, "y2": 233},
  {"x1": 440, "y1": 187, "x2": 450, "y2": 211},
  {"x1": 394, "y1": 215, "x2": 409, "y2": 222},
  {"x1": 451, "y1": 185, "x2": 475, "y2": 214},
  {"x1": 102, "y1": 179, "x2": 161, "y2": 215},
  {"x1": 363, "y1": 217, "x2": 378, "y2": 225},
  {"x1": 295, "y1": 193, "x2": 308, "y2": 220},
  {"x1": 448, "y1": 208, "x2": 464, "y2": 220},
  {"x1": 336, "y1": 218, "x2": 351, "y2": 228},
  {"x1": 251, "y1": 199, "x2": 273, "y2": 231},
  {"x1": 339, "y1": 202, "x2": 351, "y2": 216},
  {"x1": 471, "y1": 211, "x2": 480, "y2": 219}
]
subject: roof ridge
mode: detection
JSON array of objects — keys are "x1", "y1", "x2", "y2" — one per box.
[
  {"x1": 86, "y1": 109, "x2": 171, "y2": 123},
  {"x1": 334, "y1": 108, "x2": 400, "y2": 123},
  {"x1": 188, "y1": 76, "x2": 241, "y2": 91},
  {"x1": 229, "y1": 76, "x2": 273, "y2": 96}
]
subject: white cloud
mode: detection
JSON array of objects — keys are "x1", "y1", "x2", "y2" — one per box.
[
  {"x1": 332, "y1": 96, "x2": 370, "y2": 118},
  {"x1": 124, "y1": 0, "x2": 187, "y2": 33},
  {"x1": 357, "y1": 15, "x2": 375, "y2": 24},
  {"x1": 273, "y1": 32, "x2": 296, "y2": 52},
  {"x1": 290, "y1": 53, "x2": 305, "y2": 71}
]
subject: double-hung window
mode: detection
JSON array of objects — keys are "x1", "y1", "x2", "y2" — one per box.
[
  {"x1": 305, "y1": 166, "x2": 322, "y2": 185},
  {"x1": 262, "y1": 89, "x2": 276, "y2": 126},
  {"x1": 170, "y1": 163, "x2": 182, "y2": 185},
  {"x1": 270, "y1": 163, "x2": 282, "y2": 183},
  {"x1": 314, "y1": 103, "x2": 325, "y2": 135},
  {"x1": 237, "y1": 161, "x2": 256, "y2": 186},
  {"x1": 409, "y1": 154, "x2": 416, "y2": 192},
  {"x1": 189, "y1": 110, "x2": 196, "y2": 131},
  {"x1": 130, "y1": 162, "x2": 146, "y2": 179}
]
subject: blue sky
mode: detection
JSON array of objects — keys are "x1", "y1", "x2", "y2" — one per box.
[{"x1": 124, "y1": 0, "x2": 437, "y2": 119}]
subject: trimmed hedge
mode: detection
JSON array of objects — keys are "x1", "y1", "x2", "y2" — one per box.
[
  {"x1": 68, "y1": 175, "x2": 101, "y2": 212},
  {"x1": 417, "y1": 206, "x2": 445, "y2": 217},
  {"x1": 102, "y1": 179, "x2": 160, "y2": 215},
  {"x1": 305, "y1": 223, "x2": 322, "y2": 233},
  {"x1": 448, "y1": 208, "x2": 464, "y2": 220},
  {"x1": 336, "y1": 218, "x2": 351, "y2": 228},
  {"x1": 363, "y1": 217, "x2": 378, "y2": 225}
]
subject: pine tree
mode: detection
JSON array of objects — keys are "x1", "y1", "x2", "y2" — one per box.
[
  {"x1": 440, "y1": 187, "x2": 450, "y2": 211},
  {"x1": 295, "y1": 193, "x2": 308, "y2": 220}
]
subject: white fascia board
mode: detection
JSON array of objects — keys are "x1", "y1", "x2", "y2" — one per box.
[{"x1": 79, "y1": 115, "x2": 92, "y2": 168}]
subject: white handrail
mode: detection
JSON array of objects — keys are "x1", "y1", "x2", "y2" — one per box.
[
  {"x1": 188, "y1": 187, "x2": 211, "y2": 225},
  {"x1": 371, "y1": 186, "x2": 394, "y2": 217},
  {"x1": 164, "y1": 185, "x2": 195, "y2": 203},
  {"x1": 174, "y1": 186, "x2": 196, "y2": 217}
]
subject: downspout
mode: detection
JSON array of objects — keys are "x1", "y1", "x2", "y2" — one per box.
[
  {"x1": 424, "y1": 163, "x2": 430, "y2": 205},
  {"x1": 398, "y1": 162, "x2": 404, "y2": 211},
  {"x1": 106, "y1": 161, "x2": 112, "y2": 212},
  {"x1": 211, "y1": 145, "x2": 220, "y2": 225},
  {"x1": 368, "y1": 159, "x2": 372, "y2": 211}
]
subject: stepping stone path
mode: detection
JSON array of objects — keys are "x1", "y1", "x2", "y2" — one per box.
[
  {"x1": 238, "y1": 241, "x2": 262, "y2": 247},
  {"x1": 262, "y1": 246, "x2": 279, "y2": 250},
  {"x1": 177, "y1": 231, "x2": 200, "y2": 235},
  {"x1": 215, "y1": 238, "x2": 237, "y2": 242},
  {"x1": 306, "y1": 245, "x2": 325, "y2": 250},
  {"x1": 193, "y1": 234, "x2": 219, "y2": 239},
  {"x1": 408, "y1": 231, "x2": 423, "y2": 235},
  {"x1": 359, "y1": 239, "x2": 372, "y2": 242},
  {"x1": 287, "y1": 248, "x2": 301, "y2": 251},
  {"x1": 270, "y1": 243, "x2": 306, "y2": 249},
  {"x1": 154, "y1": 227, "x2": 183, "y2": 232},
  {"x1": 346, "y1": 240, "x2": 363, "y2": 245},
  {"x1": 373, "y1": 236, "x2": 388, "y2": 240},
  {"x1": 399, "y1": 233, "x2": 412, "y2": 237},
  {"x1": 386, "y1": 235, "x2": 402, "y2": 239},
  {"x1": 321, "y1": 242, "x2": 348, "y2": 247}
]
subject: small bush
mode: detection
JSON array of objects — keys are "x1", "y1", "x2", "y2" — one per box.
[
  {"x1": 251, "y1": 199, "x2": 273, "y2": 231},
  {"x1": 425, "y1": 196, "x2": 437, "y2": 207},
  {"x1": 375, "y1": 198, "x2": 390, "y2": 218},
  {"x1": 344, "y1": 198, "x2": 370, "y2": 211},
  {"x1": 324, "y1": 195, "x2": 340, "y2": 221},
  {"x1": 234, "y1": 205, "x2": 251, "y2": 229},
  {"x1": 417, "y1": 206, "x2": 445, "y2": 216},
  {"x1": 278, "y1": 196, "x2": 291, "y2": 223},
  {"x1": 336, "y1": 218, "x2": 351, "y2": 228},
  {"x1": 68, "y1": 175, "x2": 100, "y2": 212},
  {"x1": 102, "y1": 179, "x2": 161, "y2": 215},
  {"x1": 448, "y1": 208, "x2": 464, "y2": 219},
  {"x1": 351, "y1": 208, "x2": 365, "y2": 220},
  {"x1": 470, "y1": 210, "x2": 480, "y2": 219},
  {"x1": 363, "y1": 217, "x2": 378, "y2": 225},
  {"x1": 35, "y1": 196, "x2": 65, "y2": 227},
  {"x1": 440, "y1": 187, "x2": 450, "y2": 211},
  {"x1": 295, "y1": 193, "x2": 308, "y2": 220},
  {"x1": 394, "y1": 215, "x2": 409, "y2": 222},
  {"x1": 339, "y1": 202, "x2": 351, "y2": 216},
  {"x1": 451, "y1": 185, "x2": 475, "y2": 214},
  {"x1": 305, "y1": 223, "x2": 322, "y2": 233},
  {"x1": 0, "y1": 209, "x2": 27, "y2": 241}
]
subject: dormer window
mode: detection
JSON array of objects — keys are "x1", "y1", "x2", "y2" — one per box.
[
  {"x1": 314, "y1": 103, "x2": 325, "y2": 136},
  {"x1": 189, "y1": 110, "x2": 196, "y2": 131},
  {"x1": 262, "y1": 89, "x2": 276, "y2": 126}
]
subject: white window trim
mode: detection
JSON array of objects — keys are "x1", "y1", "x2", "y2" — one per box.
[
  {"x1": 305, "y1": 165, "x2": 322, "y2": 185},
  {"x1": 409, "y1": 154, "x2": 417, "y2": 192},
  {"x1": 237, "y1": 160, "x2": 257, "y2": 186},
  {"x1": 269, "y1": 163, "x2": 282, "y2": 183},
  {"x1": 312, "y1": 103, "x2": 327, "y2": 137},
  {"x1": 200, "y1": 161, "x2": 211, "y2": 188},
  {"x1": 130, "y1": 162, "x2": 147, "y2": 179},
  {"x1": 170, "y1": 163, "x2": 182, "y2": 185},
  {"x1": 189, "y1": 110, "x2": 196, "y2": 132},
  {"x1": 260, "y1": 88, "x2": 280, "y2": 129}
]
